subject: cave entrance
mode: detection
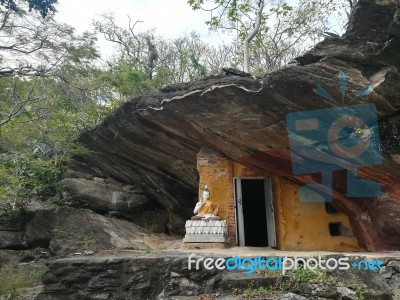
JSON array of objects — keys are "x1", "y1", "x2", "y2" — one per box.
[{"x1": 234, "y1": 178, "x2": 276, "y2": 247}]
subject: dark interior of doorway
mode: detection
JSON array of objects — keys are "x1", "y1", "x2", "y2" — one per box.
[{"x1": 241, "y1": 179, "x2": 269, "y2": 246}]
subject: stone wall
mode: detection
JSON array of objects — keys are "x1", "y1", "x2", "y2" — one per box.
[{"x1": 36, "y1": 253, "x2": 400, "y2": 300}]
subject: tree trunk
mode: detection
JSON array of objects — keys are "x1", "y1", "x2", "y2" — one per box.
[{"x1": 243, "y1": 0, "x2": 265, "y2": 73}]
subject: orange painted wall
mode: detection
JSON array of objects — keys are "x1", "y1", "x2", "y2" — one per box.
[
  {"x1": 197, "y1": 147, "x2": 363, "y2": 251},
  {"x1": 233, "y1": 163, "x2": 267, "y2": 178},
  {"x1": 197, "y1": 147, "x2": 235, "y2": 243}
]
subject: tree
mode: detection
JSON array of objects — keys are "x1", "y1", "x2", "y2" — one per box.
[
  {"x1": 0, "y1": 7, "x2": 71, "y2": 78},
  {"x1": 93, "y1": 13, "x2": 158, "y2": 96},
  {"x1": 248, "y1": 0, "x2": 350, "y2": 73},
  {"x1": 243, "y1": 0, "x2": 264, "y2": 73},
  {"x1": 188, "y1": 0, "x2": 266, "y2": 73},
  {"x1": 93, "y1": 14, "x2": 236, "y2": 96},
  {"x1": 204, "y1": 43, "x2": 239, "y2": 73},
  {"x1": 0, "y1": 1, "x2": 117, "y2": 216},
  {"x1": 188, "y1": 0, "x2": 351, "y2": 73},
  {"x1": 0, "y1": 36, "x2": 106, "y2": 216},
  {"x1": 0, "y1": 4, "x2": 99, "y2": 127},
  {"x1": 0, "y1": 0, "x2": 57, "y2": 17},
  {"x1": 346, "y1": 0, "x2": 358, "y2": 20},
  {"x1": 155, "y1": 32, "x2": 210, "y2": 83}
]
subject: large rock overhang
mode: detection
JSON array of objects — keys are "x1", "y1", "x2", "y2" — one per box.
[{"x1": 71, "y1": 0, "x2": 400, "y2": 251}]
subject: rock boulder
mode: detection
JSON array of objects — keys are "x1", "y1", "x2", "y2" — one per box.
[{"x1": 65, "y1": 0, "x2": 400, "y2": 250}]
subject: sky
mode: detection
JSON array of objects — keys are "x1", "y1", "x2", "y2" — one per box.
[{"x1": 55, "y1": 0, "x2": 232, "y2": 58}]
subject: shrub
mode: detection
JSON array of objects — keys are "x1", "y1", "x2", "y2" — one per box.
[{"x1": 0, "y1": 264, "x2": 47, "y2": 297}]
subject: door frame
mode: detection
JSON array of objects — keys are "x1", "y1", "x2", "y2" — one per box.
[{"x1": 233, "y1": 177, "x2": 277, "y2": 247}]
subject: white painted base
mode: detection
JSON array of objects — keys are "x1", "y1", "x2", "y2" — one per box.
[{"x1": 183, "y1": 234, "x2": 228, "y2": 243}]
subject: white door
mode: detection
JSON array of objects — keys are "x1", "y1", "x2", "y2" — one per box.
[
  {"x1": 264, "y1": 178, "x2": 277, "y2": 247},
  {"x1": 233, "y1": 178, "x2": 245, "y2": 246}
]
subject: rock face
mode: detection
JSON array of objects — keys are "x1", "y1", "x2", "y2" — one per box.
[
  {"x1": 0, "y1": 207, "x2": 149, "y2": 255},
  {"x1": 63, "y1": 0, "x2": 400, "y2": 250},
  {"x1": 61, "y1": 177, "x2": 157, "y2": 214},
  {"x1": 36, "y1": 253, "x2": 399, "y2": 299}
]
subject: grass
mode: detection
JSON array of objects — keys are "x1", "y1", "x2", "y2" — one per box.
[
  {"x1": 143, "y1": 224, "x2": 157, "y2": 236},
  {"x1": 355, "y1": 285, "x2": 365, "y2": 300},
  {"x1": 255, "y1": 268, "x2": 281, "y2": 276},
  {"x1": 157, "y1": 245, "x2": 167, "y2": 250},
  {"x1": 288, "y1": 267, "x2": 336, "y2": 284},
  {"x1": 241, "y1": 286, "x2": 269, "y2": 297},
  {"x1": 231, "y1": 264, "x2": 337, "y2": 298},
  {"x1": 231, "y1": 281, "x2": 270, "y2": 298},
  {"x1": 231, "y1": 282, "x2": 283, "y2": 299},
  {"x1": 0, "y1": 264, "x2": 47, "y2": 298},
  {"x1": 246, "y1": 266, "x2": 337, "y2": 295},
  {"x1": 53, "y1": 226, "x2": 95, "y2": 250},
  {"x1": 274, "y1": 267, "x2": 336, "y2": 292}
]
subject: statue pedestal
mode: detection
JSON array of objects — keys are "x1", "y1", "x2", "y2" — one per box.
[{"x1": 182, "y1": 220, "x2": 229, "y2": 246}]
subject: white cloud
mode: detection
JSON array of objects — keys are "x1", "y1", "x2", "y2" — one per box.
[{"x1": 54, "y1": 0, "x2": 233, "y2": 58}]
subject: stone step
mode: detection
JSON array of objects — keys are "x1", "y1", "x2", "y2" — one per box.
[
  {"x1": 164, "y1": 297, "x2": 240, "y2": 300},
  {"x1": 220, "y1": 271, "x2": 279, "y2": 294}
]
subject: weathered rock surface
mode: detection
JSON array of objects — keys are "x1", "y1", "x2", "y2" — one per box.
[
  {"x1": 63, "y1": 0, "x2": 400, "y2": 250},
  {"x1": 0, "y1": 207, "x2": 149, "y2": 254},
  {"x1": 61, "y1": 177, "x2": 156, "y2": 214},
  {"x1": 60, "y1": 176, "x2": 169, "y2": 233},
  {"x1": 36, "y1": 253, "x2": 400, "y2": 300}
]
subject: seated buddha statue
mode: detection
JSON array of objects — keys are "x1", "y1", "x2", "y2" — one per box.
[{"x1": 192, "y1": 185, "x2": 220, "y2": 220}]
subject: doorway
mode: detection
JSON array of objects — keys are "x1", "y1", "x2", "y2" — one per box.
[{"x1": 234, "y1": 178, "x2": 276, "y2": 247}]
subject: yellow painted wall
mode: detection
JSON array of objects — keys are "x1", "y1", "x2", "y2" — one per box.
[
  {"x1": 272, "y1": 176, "x2": 363, "y2": 251},
  {"x1": 197, "y1": 147, "x2": 363, "y2": 251}
]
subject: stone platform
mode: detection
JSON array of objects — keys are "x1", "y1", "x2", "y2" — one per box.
[{"x1": 182, "y1": 242, "x2": 228, "y2": 249}]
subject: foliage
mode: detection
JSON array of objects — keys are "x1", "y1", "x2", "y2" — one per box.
[
  {"x1": 0, "y1": 264, "x2": 47, "y2": 297},
  {"x1": 189, "y1": 0, "x2": 266, "y2": 72},
  {"x1": 0, "y1": 0, "x2": 350, "y2": 218},
  {"x1": 276, "y1": 267, "x2": 336, "y2": 291},
  {"x1": 249, "y1": 0, "x2": 351, "y2": 72},
  {"x1": 288, "y1": 267, "x2": 334, "y2": 284},
  {"x1": 188, "y1": 0, "x2": 352, "y2": 72},
  {"x1": 188, "y1": 0, "x2": 259, "y2": 31},
  {"x1": 53, "y1": 226, "x2": 95, "y2": 249},
  {"x1": 241, "y1": 285, "x2": 269, "y2": 297},
  {"x1": 143, "y1": 218, "x2": 157, "y2": 236},
  {"x1": 0, "y1": 6, "x2": 77, "y2": 79},
  {"x1": 230, "y1": 281, "x2": 280, "y2": 298},
  {"x1": 93, "y1": 14, "x2": 237, "y2": 96},
  {"x1": 0, "y1": 153, "x2": 61, "y2": 206},
  {"x1": 355, "y1": 285, "x2": 365, "y2": 300},
  {"x1": 0, "y1": 22, "x2": 112, "y2": 216},
  {"x1": 0, "y1": 0, "x2": 57, "y2": 17},
  {"x1": 0, "y1": 2, "x2": 118, "y2": 217},
  {"x1": 232, "y1": 268, "x2": 337, "y2": 298},
  {"x1": 0, "y1": 74, "x2": 113, "y2": 216}
]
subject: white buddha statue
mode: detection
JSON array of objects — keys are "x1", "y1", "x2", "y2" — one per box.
[{"x1": 192, "y1": 185, "x2": 220, "y2": 220}]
